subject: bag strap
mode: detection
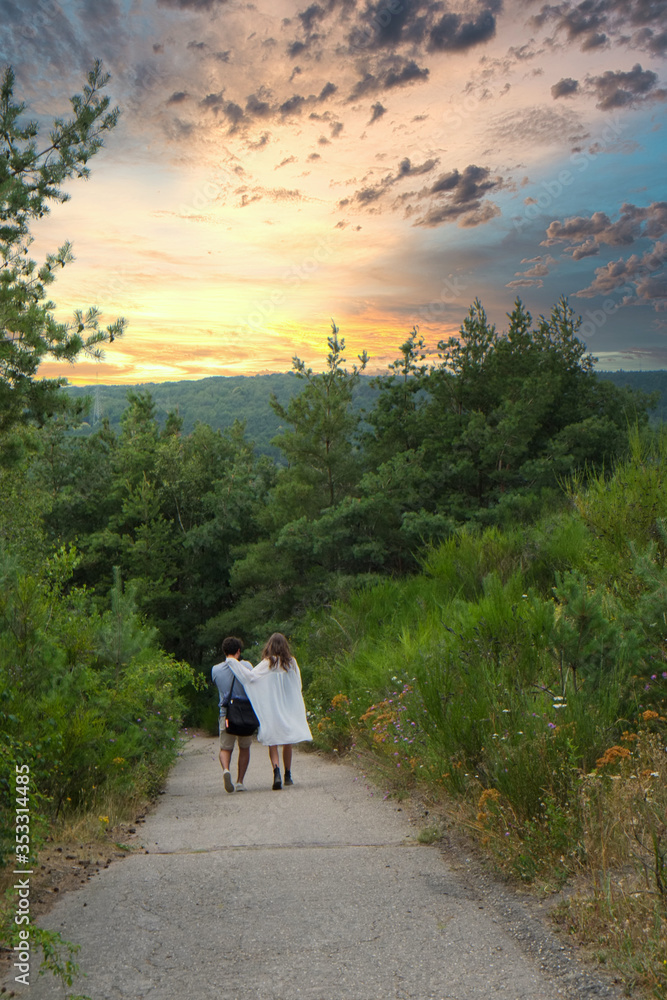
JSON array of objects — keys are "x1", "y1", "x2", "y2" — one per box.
[{"x1": 227, "y1": 673, "x2": 236, "y2": 706}]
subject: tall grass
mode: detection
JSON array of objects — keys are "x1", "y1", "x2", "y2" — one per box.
[{"x1": 299, "y1": 430, "x2": 667, "y2": 993}]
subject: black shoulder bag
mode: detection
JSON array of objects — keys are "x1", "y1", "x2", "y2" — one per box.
[{"x1": 225, "y1": 676, "x2": 259, "y2": 736}]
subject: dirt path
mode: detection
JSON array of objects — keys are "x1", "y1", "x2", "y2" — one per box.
[{"x1": 5, "y1": 737, "x2": 623, "y2": 999}]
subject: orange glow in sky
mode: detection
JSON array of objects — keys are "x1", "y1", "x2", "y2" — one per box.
[{"x1": 5, "y1": 0, "x2": 667, "y2": 384}]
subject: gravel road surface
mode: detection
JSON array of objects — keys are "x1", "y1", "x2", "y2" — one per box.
[{"x1": 7, "y1": 736, "x2": 624, "y2": 999}]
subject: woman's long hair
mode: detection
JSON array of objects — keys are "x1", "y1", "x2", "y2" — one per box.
[{"x1": 262, "y1": 632, "x2": 293, "y2": 671}]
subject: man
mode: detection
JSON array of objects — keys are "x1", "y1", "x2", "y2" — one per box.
[{"x1": 211, "y1": 636, "x2": 257, "y2": 793}]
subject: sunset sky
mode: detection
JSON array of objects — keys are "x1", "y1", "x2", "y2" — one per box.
[{"x1": 2, "y1": 0, "x2": 667, "y2": 383}]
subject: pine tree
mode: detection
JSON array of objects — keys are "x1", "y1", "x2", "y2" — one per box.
[
  {"x1": 270, "y1": 321, "x2": 369, "y2": 514},
  {"x1": 0, "y1": 61, "x2": 125, "y2": 454}
]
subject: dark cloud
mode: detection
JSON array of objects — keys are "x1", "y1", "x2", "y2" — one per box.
[
  {"x1": 287, "y1": 40, "x2": 308, "y2": 57},
  {"x1": 429, "y1": 164, "x2": 496, "y2": 201},
  {"x1": 369, "y1": 102, "x2": 387, "y2": 122},
  {"x1": 280, "y1": 94, "x2": 306, "y2": 115},
  {"x1": 246, "y1": 92, "x2": 272, "y2": 117},
  {"x1": 187, "y1": 40, "x2": 207, "y2": 50},
  {"x1": 319, "y1": 81, "x2": 338, "y2": 100},
  {"x1": 213, "y1": 50, "x2": 231, "y2": 61},
  {"x1": 200, "y1": 91, "x2": 225, "y2": 110},
  {"x1": 349, "y1": 59, "x2": 429, "y2": 99},
  {"x1": 341, "y1": 157, "x2": 502, "y2": 230},
  {"x1": 167, "y1": 91, "x2": 191, "y2": 104},
  {"x1": 344, "y1": 0, "x2": 497, "y2": 55},
  {"x1": 299, "y1": 3, "x2": 326, "y2": 32},
  {"x1": 276, "y1": 155, "x2": 297, "y2": 168},
  {"x1": 341, "y1": 154, "x2": 440, "y2": 208},
  {"x1": 543, "y1": 202, "x2": 667, "y2": 251},
  {"x1": 415, "y1": 164, "x2": 503, "y2": 227},
  {"x1": 428, "y1": 9, "x2": 496, "y2": 51},
  {"x1": 551, "y1": 77, "x2": 579, "y2": 98},
  {"x1": 157, "y1": 0, "x2": 229, "y2": 8},
  {"x1": 531, "y1": 0, "x2": 667, "y2": 54},
  {"x1": 586, "y1": 63, "x2": 666, "y2": 110}
]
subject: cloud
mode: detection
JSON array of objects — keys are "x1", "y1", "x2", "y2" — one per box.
[
  {"x1": 342, "y1": 155, "x2": 441, "y2": 208},
  {"x1": 586, "y1": 63, "x2": 667, "y2": 110},
  {"x1": 530, "y1": 0, "x2": 667, "y2": 54},
  {"x1": 575, "y1": 241, "x2": 667, "y2": 309},
  {"x1": 348, "y1": 59, "x2": 430, "y2": 99},
  {"x1": 369, "y1": 102, "x2": 387, "y2": 123},
  {"x1": 488, "y1": 106, "x2": 583, "y2": 147},
  {"x1": 543, "y1": 202, "x2": 667, "y2": 252},
  {"x1": 343, "y1": 0, "x2": 498, "y2": 55},
  {"x1": 414, "y1": 164, "x2": 503, "y2": 227},
  {"x1": 157, "y1": 0, "x2": 229, "y2": 8},
  {"x1": 428, "y1": 9, "x2": 497, "y2": 51},
  {"x1": 506, "y1": 253, "x2": 556, "y2": 287},
  {"x1": 551, "y1": 77, "x2": 579, "y2": 98},
  {"x1": 167, "y1": 91, "x2": 191, "y2": 105}
]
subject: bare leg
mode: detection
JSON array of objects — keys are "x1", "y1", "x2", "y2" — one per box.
[
  {"x1": 282, "y1": 745, "x2": 293, "y2": 772},
  {"x1": 237, "y1": 746, "x2": 250, "y2": 782},
  {"x1": 268, "y1": 746, "x2": 280, "y2": 768},
  {"x1": 220, "y1": 748, "x2": 232, "y2": 771}
]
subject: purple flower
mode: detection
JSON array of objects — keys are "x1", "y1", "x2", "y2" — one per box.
[{"x1": 548, "y1": 722, "x2": 556, "y2": 729}]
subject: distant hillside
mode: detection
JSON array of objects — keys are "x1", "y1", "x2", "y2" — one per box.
[
  {"x1": 65, "y1": 373, "x2": 379, "y2": 457},
  {"x1": 597, "y1": 370, "x2": 667, "y2": 424},
  {"x1": 65, "y1": 369, "x2": 667, "y2": 457}
]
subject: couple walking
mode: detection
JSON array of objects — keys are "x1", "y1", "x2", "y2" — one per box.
[{"x1": 211, "y1": 633, "x2": 312, "y2": 793}]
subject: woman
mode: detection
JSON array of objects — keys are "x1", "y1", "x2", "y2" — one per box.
[{"x1": 229, "y1": 633, "x2": 312, "y2": 789}]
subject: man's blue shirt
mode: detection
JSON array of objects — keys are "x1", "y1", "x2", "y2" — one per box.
[{"x1": 211, "y1": 657, "x2": 253, "y2": 708}]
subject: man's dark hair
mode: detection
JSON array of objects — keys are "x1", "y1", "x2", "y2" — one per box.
[{"x1": 222, "y1": 636, "x2": 243, "y2": 657}]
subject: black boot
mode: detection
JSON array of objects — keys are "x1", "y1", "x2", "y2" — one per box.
[
  {"x1": 272, "y1": 765, "x2": 282, "y2": 790},
  {"x1": 284, "y1": 770, "x2": 294, "y2": 786}
]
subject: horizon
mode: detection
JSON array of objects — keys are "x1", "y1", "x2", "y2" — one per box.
[{"x1": 61, "y1": 364, "x2": 667, "y2": 392}]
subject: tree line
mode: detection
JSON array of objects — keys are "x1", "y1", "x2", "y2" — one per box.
[{"x1": 0, "y1": 61, "x2": 653, "y2": 850}]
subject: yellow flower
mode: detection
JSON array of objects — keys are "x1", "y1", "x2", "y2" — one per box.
[{"x1": 98, "y1": 815, "x2": 109, "y2": 824}]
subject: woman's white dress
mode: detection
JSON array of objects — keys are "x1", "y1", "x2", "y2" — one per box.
[{"x1": 229, "y1": 657, "x2": 313, "y2": 746}]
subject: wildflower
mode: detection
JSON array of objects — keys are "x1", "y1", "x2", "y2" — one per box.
[
  {"x1": 596, "y1": 746, "x2": 631, "y2": 768},
  {"x1": 642, "y1": 710, "x2": 660, "y2": 721},
  {"x1": 98, "y1": 815, "x2": 109, "y2": 824},
  {"x1": 547, "y1": 722, "x2": 556, "y2": 729}
]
